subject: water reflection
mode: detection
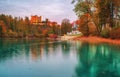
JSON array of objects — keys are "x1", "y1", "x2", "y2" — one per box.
[
  {"x1": 76, "y1": 42, "x2": 120, "y2": 77},
  {"x1": 0, "y1": 39, "x2": 24, "y2": 62},
  {"x1": 0, "y1": 39, "x2": 120, "y2": 77},
  {"x1": 0, "y1": 39, "x2": 66, "y2": 61},
  {"x1": 61, "y1": 41, "x2": 71, "y2": 56}
]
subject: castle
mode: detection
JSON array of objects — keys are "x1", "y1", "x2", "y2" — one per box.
[{"x1": 30, "y1": 15, "x2": 58, "y2": 26}]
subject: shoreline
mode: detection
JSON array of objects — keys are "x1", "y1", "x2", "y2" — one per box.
[
  {"x1": 1, "y1": 36, "x2": 120, "y2": 45},
  {"x1": 60, "y1": 35, "x2": 79, "y2": 40},
  {"x1": 72, "y1": 36, "x2": 120, "y2": 45}
]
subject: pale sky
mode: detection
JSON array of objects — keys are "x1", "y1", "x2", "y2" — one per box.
[{"x1": 0, "y1": 0, "x2": 77, "y2": 24}]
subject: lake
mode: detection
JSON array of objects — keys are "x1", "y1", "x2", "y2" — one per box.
[{"x1": 0, "y1": 39, "x2": 120, "y2": 77}]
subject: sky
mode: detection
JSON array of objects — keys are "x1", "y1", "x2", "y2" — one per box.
[{"x1": 0, "y1": 0, "x2": 77, "y2": 24}]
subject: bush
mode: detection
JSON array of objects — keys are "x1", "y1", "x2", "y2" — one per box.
[
  {"x1": 7, "y1": 30, "x2": 18, "y2": 38},
  {"x1": 2, "y1": 33, "x2": 9, "y2": 38},
  {"x1": 110, "y1": 28, "x2": 120, "y2": 39},
  {"x1": 34, "y1": 33, "x2": 44, "y2": 38},
  {"x1": 48, "y1": 34, "x2": 57, "y2": 38},
  {"x1": 17, "y1": 32, "x2": 24, "y2": 38},
  {"x1": 100, "y1": 29, "x2": 110, "y2": 38}
]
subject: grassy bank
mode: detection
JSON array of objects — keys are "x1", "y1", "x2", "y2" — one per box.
[{"x1": 72, "y1": 36, "x2": 120, "y2": 45}]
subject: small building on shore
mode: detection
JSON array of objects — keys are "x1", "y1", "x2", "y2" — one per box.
[{"x1": 67, "y1": 21, "x2": 82, "y2": 36}]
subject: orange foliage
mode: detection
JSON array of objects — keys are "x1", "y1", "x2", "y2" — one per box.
[
  {"x1": 84, "y1": 13, "x2": 91, "y2": 18},
  {"x1": 110, "y1": 28, "x2": 120, "y2": 39},
  {"x1": 48, "y1": 21, "x2": 57, "y2": 27},
  {"x1": 0, "y1": 20, "x2": 7, "y2": 34},
  {"x1": 48, "y1": 34, "x2": 57, "y2": 38},
  {"x1": 79, "y1": 13, "x2": 91, "y2": 24},
  {"x1": 42, "y1": 29, "x2": 48, "y2": 36},
  {"x1": 88, "y1": 22, "x2": 98, "y2": 35}
]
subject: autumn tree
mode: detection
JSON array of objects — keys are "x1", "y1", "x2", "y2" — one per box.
[
  {"x1": 72, "y1": 0, "x2": 94, "y2": 17},
  {"x1": 78, "y1": 14, "x2": 91, "y2": 36},
  {"x1": 72, "y1": 0, "x2": 120, "y2": 36},
  {"x1": 61, "y1": 19, "x2": 72, "y2": 35},
  {"x1": 0, "y1": 14, "x2": 8, "y2": 26},
  {"x1": 0, "y1": 25, "x2": 2, "y2": 37},
  {"x1": 72, "y1": 0, "x2": 95, "y2": 36},
  {"x1": 0, "y1": 21, "x2": 7, "y2": 37},
  {"x1": 94, "y1": 0, "x2": 120, "y2": 38},
  {"x1": 24, "y1": 17, "x2": 30, "y2": 35}
]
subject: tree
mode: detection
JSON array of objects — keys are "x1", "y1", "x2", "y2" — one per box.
[
  {"x1": 0, "y1": 26, "x2": 2, "y2": 37},
  {"x1": 72, "y1": 0, "x2": 95, "y2": 17},
  {"x1": 72, "y1": 0, "x2": 120, "y2": 36},
  {"x1": 61, "y1": 19, "x2": 72, "y2": 35},
  {"x1": 0, "y1": 20, "x2": 7, "y2": 37},
  {"x1": 72, "y1": 0, "x2": 95, "y2": 36},
  {"x1": 78, "y1": 14, "x2": 90, "y2": 36},
  {"x1": 96, "y1": 0, "x2": 120, "y2": 28},
  {"x1": 24, "y1": 16, "x2": 30, "y2": 35}
]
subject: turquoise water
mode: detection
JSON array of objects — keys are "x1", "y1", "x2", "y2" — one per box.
[{"x1": 0, "y1": 39, "x2": 120, "y2": 77}]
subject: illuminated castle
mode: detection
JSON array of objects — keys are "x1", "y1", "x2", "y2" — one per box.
[
  {"x1": 30, "y1": 15, "x2": 42, "y2": 25},
  {"x1": 30, "y1": 15, "x2": 58, "y2": 27}
]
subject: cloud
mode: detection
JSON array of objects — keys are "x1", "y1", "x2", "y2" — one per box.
[
  {"x1": 0, "y1": 0, "x2": 77, "y2": 23},
  {"x1": 40, "y1": 4, "x2": 64, "y2": 15}
]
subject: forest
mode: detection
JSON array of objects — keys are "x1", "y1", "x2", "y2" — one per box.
[
  {"x1": 72, "y1": 0, "x2": 120, "y2": 39},
  {"x1": 0, "y1": 14, "x2": 72, "y2": 38}
]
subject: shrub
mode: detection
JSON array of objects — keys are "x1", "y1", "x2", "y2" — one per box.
[
  {"x1": 48, "y1": 34, "x2": 57, "y2": 38},
  {"x1": 34, "y1": 33, "x2": 44, "y2": 38},
  {"x1": 110, "y1": 28, "x2": 120, "y2": 39},
  {"x1": 100, "y1": 29, "x2": 110, "y2": 38},
  {"x1": 7, "y1": 30, "x2": 18, "y2": 38},
  {"x1": 17, "y1": 32, "x2": 24, "y2": 38}
]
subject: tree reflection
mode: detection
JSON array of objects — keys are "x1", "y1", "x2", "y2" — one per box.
[
  {"x1": 75, "y1": 42, "x2": 120, "y2": 77},
  {"x1": 0, "y1": 39, "x2": 27, "y2": 62},
  {"x1": 61, "y1": 41, "x2": 70, "y2": 56},
  {"x1": 0, "y1": 39, "x2": 61, "y2": 62},
  {"x1": 43, "y1": 40, "x2": 60, "y2": 57},
  {"x1": 75, "y1": 42, "x2": 91, "y2": 77},
  {"x1": 0, "y1": 39, "x2": 41, "y2": 61}
]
